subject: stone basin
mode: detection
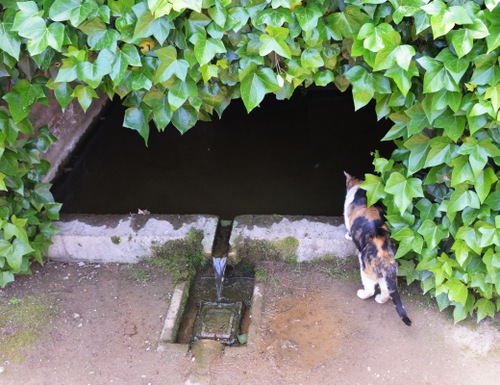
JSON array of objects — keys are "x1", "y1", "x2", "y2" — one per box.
[{"x1": 193, "y1": 301, "x2": 244, "y2": 345}]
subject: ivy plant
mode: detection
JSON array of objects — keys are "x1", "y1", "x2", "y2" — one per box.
[{"x1": 1, "y1": 0, "x2": 500, "y2": 323}]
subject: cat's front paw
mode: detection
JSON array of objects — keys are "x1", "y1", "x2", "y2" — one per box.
[
  {"x1": 357, "y1": 289, "x2": 374, "y2": 300},
  {"x1": 345, "y1": 232, "x2": 352, "y2": 240}
]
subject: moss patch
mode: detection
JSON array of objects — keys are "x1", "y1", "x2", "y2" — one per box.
[
  {"x1": 148, "y1": 228, "x2": 205, "y2": 283},
  {"x1": 111, "y1": 236, "x2": 121, "y2": 244},
  {"x1": 0, "y1": 294, "x2": 57, "y2": 363},
  {"x1": 234, "y1": 236, "x2": 299, "y2": 264}
]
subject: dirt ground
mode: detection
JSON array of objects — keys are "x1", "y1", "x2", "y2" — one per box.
[{"x1": 1, "y1": 259, "x2": 499, "y2": 385}]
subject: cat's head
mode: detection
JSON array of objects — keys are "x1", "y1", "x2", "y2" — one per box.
[{"x1": 344, "y1": 171, "x2": 363, "y2": 191}]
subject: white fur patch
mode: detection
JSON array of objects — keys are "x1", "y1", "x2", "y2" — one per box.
[{"x1": 344, "y1": 184, "x2": 358, "y2": 233}]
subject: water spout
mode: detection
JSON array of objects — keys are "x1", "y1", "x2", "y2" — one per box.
[{"x1": 212, "y1": 257, "x2": 227, "y2": 301}]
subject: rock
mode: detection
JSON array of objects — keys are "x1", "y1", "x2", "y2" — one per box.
[
  {"x1": 191, "y1": 339, "x2": 224, "y2": 370},
  {"x1": 123, "y1": 323, "x2": 137, "y2": 336}
]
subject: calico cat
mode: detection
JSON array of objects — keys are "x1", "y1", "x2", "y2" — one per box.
[{"x1": 344, "y1": 171, "x2": 412, "y2": 326}]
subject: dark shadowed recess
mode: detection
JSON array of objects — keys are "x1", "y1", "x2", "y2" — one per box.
[{"x1": 51, "y1": 86, "x2": 394, "y2": 218}]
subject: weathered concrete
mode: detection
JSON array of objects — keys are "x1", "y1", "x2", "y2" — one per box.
[
  {"x1": 49, "y1": 214, "x2": 218, "y2": 263},
  {"x1": 159, "y1": 282, "x2": 189, "y2": 345},
  {"x1": 29, "y1": 90, "x2": 109, "y2": 183},
  {"x1": 224, "y1": 282, "x2": 264, "y2": 357},
  {"x1": 228, "y1": 215, "x2": 357, "y2": 262}
]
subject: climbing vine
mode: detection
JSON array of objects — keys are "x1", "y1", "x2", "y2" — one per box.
[{"x1": 1, "y1": 0, "x2": 500, "y2": 323}]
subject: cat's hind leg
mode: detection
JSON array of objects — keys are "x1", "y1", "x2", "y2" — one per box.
[
  {"x1": 357, "y1": 270, "x2": 376, "y2": 300},
  {"x1": 375, "y1": 277, "x2": 390, "y2": 304}
]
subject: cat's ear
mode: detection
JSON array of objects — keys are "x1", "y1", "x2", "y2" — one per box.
[{"x1": 344, "y1": 171, "x2": 352, "y2": 182}]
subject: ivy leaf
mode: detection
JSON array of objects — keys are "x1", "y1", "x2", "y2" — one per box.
[
  {"x1": 0, "y1": 9, "x2": 21, "y2": 60},
  {"x1": 485, "y1": 84, "x2": 500, "y2": 113},
  {"x1": 448, "y1": 183, "x2": 481, "y2": 214},
  {"x1": 392, "y1": 228, "x2": 424, "y2": 259},
  {"x1": 300, "y1": 48, "x2": 324, "y2": 69},
  {"x1": 226, "y1": 7, "x2": 250, "y2": 32},
  {"x1": 3, "y1": 216, "x2": 29, "y2": 244},
  {"x1": 199, "y1": 63, "x2": 219, "y2": 84},
  {"x1": 357, "y1": 23, "x2": 394, "y2": 53},
  {"x1": 451, "y1": 155, "x2": 474, "y2": 186},
  {"x1": 450, "y1": 19, "x2": 489, "y2": 58},
  {"x1": 77, "y1": 49, "x2": 114, "y2": 88},
  {"x1": 49, "y1": 0, "x2": 96, "y2": 27},
  {"x1": 417, "y1": 56, "x2": 459, "y2": 93},
  {"x1": 404, "y1": 133, "x2": 430, "y2": 174},
  {"x1": 360, "y1": 174, "x2": 386, "y2": 207},
  {"x1": 172, "y1": 0, "x2": 202, "y2": 13},
  {"x1": 189, "y1": 31, "x2": 227, "y2": 66},
  {"x1": 171, "y1": 104, "x2": 198, "y2": 134},
  {"x1": 445, "y1": 278, "x2": 469, "y2": 306},
  {"x1": 293, "y1": 3, "x2": 322, "y2": 32},
  {"x1": 71, "y1": 85, "x2": 98, "y2": 112},
  {"x1": 393, "y1": 0, "x2": 426, "y2": 24},
  {"x1": 123, "y1": 104, "x2": 151, "y2": 145},
  {"x1": 458, "y1": 137, "x2": 500, "y2": 178},
  {"x1": 314, "y1": 70, "x2": 335, "y2": 87},
  {"x1": 478, "y1": 222, "x2": 500, "y2": 248},
  {"x1": 470, "y1": 52, "x2": 500, "y2": 87},
  {"x1": 2, "y1": 90, "x2": 30, "y2": 122},
  {"x1": 156, "y1": 46, "x2": 190, "y2": 83},
  {"x1": 110, "y1": 44, "x2": 137, "y2": 85},
  {"x1": 485, "y1": 0, "x2": 500, "y2": 11},
  {"x1": 2, "y1": 239, "x2": 34, "y2": 271},
  {"x1": 385, "y1": 172, "x2": 424, "y2": 214},
  {"x1": 259, "y1": 26, "x2": 291, "y2": 59},
  {"x1": 143, "y1": 89, "x2": 173, "y2": 131},
  {"x1": 326, "y1": 5, "x2": 370, "y2": 39},
  {"x1": 475, "y1": 298, "x2": 496, "y2": 322},
  {"x1": 418, "y1": 220, "x2": 449, "y2": 249},
  {"x1": 486, "y1": 23, "x2": 500, "y2": 52},
  {"x1": 345, "y1": 66, "x2": 374, "y2": 110},
  {"x1": 208, "y1": 0, "x2": 227, "y2": 27},
  {"x1": 79, "y1": 17, "x2": 120, "y2": 51},
  {"x1": 474, "y1": 167, "x2": 498, "y2": 203},
  {"x1": 46, "y1": 79, "x2": 74, "y2": 112},
  {"x1": 239, "y1": 63, "x2": 281, "y2": 113},
  {"x1": 257, "y1": 7, "x2": 293, "y2": 27},
  {"x1": 167, "y1": 77, "x2": 198, "y2": 111},
  {"x1": 434, "y1": 109, "x2": 466, "y2": 142},
  {"x1": 385, "y1": 62, "x2": 419, "y2": 96},
  {"x1": 405, "y1": 103, "x2": 430, "y2": 134},
  {"x1": 425, "y1": 136, "x2": 456, "y2": 167}
]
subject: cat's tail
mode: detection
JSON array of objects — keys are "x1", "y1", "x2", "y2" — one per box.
[{"x1": 387, "y1": 275, "x2": 412, "y2": 326}]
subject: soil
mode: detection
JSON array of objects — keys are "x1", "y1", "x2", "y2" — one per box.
[{"x1": 1, "y1": 259, "x2": 499, "y2": 385}]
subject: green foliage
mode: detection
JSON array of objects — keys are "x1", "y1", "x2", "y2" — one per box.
[{"x1": 1, "y1": 0, "x2": 500, "y2": 323}]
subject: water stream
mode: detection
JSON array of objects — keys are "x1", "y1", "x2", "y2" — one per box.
[{"x1": 212, "y1": 257, "x2": 227, "y2": 301}]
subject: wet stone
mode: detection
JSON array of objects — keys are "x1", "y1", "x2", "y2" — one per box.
[{"x1": 193, "y1": 301, "x2": 243, "y2": 345}]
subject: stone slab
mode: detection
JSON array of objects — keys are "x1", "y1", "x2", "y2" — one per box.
[
  {"x1": 229, "y1": 215, "x2": 357, "y2": 262},
  {"x1": 49, "y1": 214, "x2": 218, "y2": 263},
  {"x1": 160, "y1": 282, "x2": 188, "y2": 344}
]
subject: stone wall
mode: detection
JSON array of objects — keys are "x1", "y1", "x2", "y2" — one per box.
[{"x1": 30, "y1": 90, "x2": 109, "y2": 182}]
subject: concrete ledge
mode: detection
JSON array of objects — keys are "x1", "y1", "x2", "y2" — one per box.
[
  {"x1": 49, "y1": 214, "x2": 218, "y2": 263},
  {"x1": 228, "y1": 215, "x2": 357, "y2": 262}
]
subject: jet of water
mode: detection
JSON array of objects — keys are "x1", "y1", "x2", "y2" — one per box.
[{"x1": 212, "y1": 257, "x2": 227, "y2": 301}]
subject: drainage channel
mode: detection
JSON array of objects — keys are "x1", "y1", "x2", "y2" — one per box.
[{"x1": 158, "y1": 219, "x2": 259, "y2": 352}]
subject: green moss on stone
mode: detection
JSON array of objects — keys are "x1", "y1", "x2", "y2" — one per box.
[
  {"x1": 148, "y1": 228, "x2": 205, "y2": 283},
  {"x1": 233, "y1": 236, "x2": 299, "y2": 264},
  {"x1": 111, "y1": 236, "x2": 121, "y2": 244},
  {"x1": 0, "y1": 294, "x2": 57, "y2": 363}
]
